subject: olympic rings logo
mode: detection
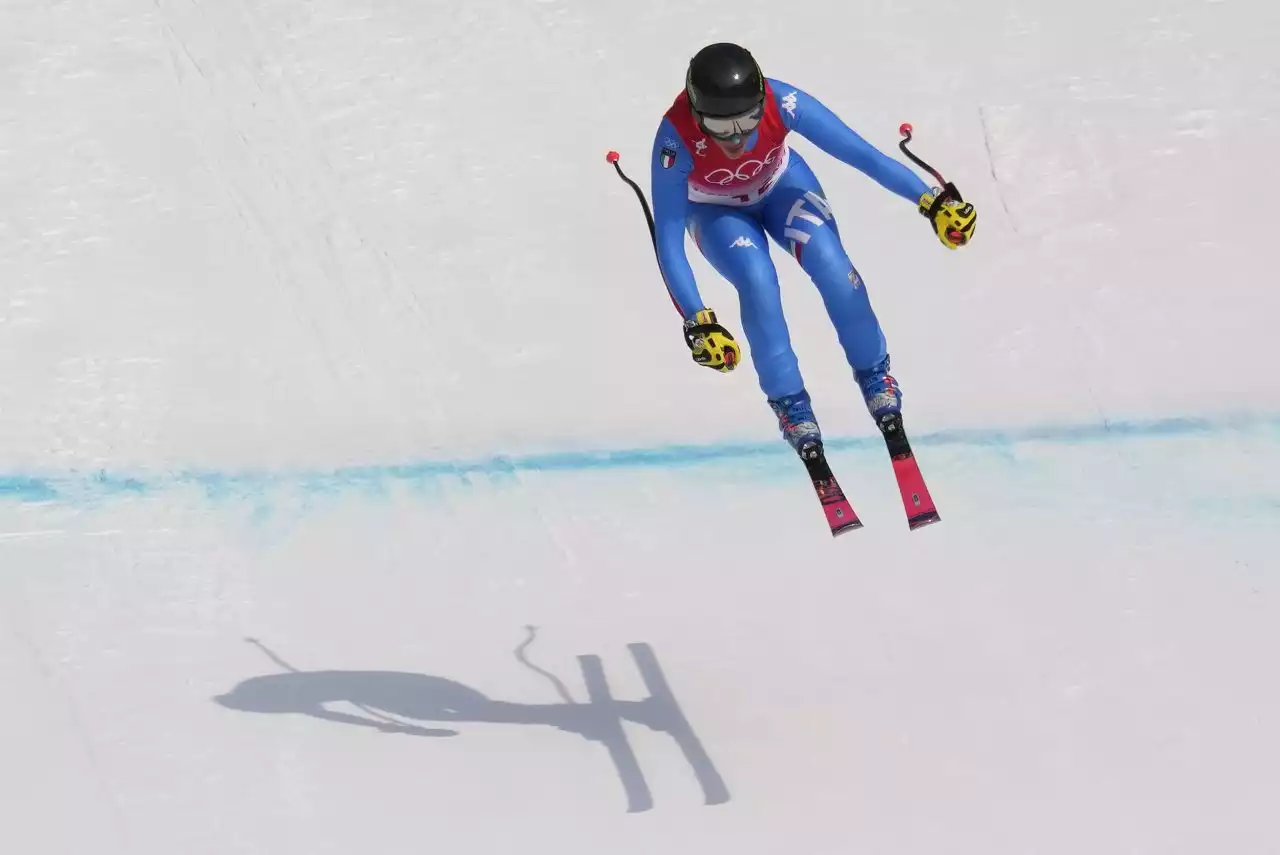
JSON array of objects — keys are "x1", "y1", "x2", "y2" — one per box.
[{"x1": 702, "y1": 145, "x2": 784, "y2": 186}]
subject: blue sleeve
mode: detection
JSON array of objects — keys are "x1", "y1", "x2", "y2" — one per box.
[
  {"x1": 770, "y1": 79, "x2": 930, "y2": 205},
  {"x1": 649, "y1": 118, "x2": 703, "y2": 320}
]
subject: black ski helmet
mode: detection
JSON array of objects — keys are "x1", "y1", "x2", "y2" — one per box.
[{"x1": 685, "y1": 42, "x2": 765, "y2": 118}]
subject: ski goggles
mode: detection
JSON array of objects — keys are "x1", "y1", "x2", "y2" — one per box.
[{"x1": 695, "y1": 104, "x2": 765, "y2": 140}]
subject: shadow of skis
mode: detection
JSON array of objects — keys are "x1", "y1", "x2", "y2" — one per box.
[
  {"x1": 579, "y1": 653, "x2": 652, "y2": 812},
  {"x1": 628, "y1": 642, "x2": 731, "y2": 808},
  {"x1": 217, "y1": 638, "x2": 731, "y2": 813},
  {"x1": 578, "y1": 643, "x2": 730, "y2": 813}
]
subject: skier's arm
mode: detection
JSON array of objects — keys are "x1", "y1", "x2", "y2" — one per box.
[
  {"x1": 649, "y1": 119, "x2": 703, "y2": 319},
  {"x1": 771, "y1": 79, "x2": 930, "y2": 204}
]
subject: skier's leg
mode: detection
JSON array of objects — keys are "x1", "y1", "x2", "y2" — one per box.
[
  {"x1": 761, "y1": 152, "x2": 902, "y2": 419},
  {"x1": 687, "y1": 204, "x2": 796, "y2": 399},
  {"x1": 687, "y1": 203, "x2": 821, "y2": 452}
]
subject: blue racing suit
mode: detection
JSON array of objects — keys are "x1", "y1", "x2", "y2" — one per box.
[{"x1": 649, "y1": 78, "x2": 929, "y2": 400}]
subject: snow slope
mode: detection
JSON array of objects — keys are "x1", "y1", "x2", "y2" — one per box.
[{"x1": 2, "y1": 1, "x2": 1279, "y2": 853}]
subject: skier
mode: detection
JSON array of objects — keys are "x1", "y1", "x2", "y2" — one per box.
[{"x1": 650, "y1": 42, "x2": 976, "y2": 461}]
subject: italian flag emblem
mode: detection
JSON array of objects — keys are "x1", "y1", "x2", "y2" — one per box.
[{"x1": 660, "y1": 147, "x2": 676, "y2": 169}]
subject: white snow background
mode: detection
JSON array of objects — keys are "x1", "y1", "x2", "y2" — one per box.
[{"x1": 2, "y1": 1, "x2": 1279, "y2": 853}]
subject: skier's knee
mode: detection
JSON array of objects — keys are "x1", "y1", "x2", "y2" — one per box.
[
  {"x1": 805, "y1": 249, "x2": 872, "y2": 309},
  {"x1": 797, "y1": 236, "x2": 852, "y2": 281},
  {"x1": 731, "y1": 262, "x2": 784, "y2": 321},
  {"x1": 733, "y1": 251, "x2": 777, "y2": 291}
]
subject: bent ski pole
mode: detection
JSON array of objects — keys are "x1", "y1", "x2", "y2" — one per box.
[
  {"x1": 606, "y1": 150, "x2": 657, "y2": 257},
  {"x1": 606, "y1": 150, "x2": 685, "y2": 316},
  {"x1": 898, "y1": 123, "x2": 964, "y2": 202}
]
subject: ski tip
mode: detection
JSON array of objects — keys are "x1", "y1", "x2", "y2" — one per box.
[{"x1": 605, "y1": 150, "x2": 620, "y2": 164}]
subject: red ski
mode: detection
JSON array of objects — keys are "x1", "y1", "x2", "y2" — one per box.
[
  {"x1": 877, "y1": 413, "x2": 941, "y2": 529},
  {"x1": 792, "y1": 413, "x2": 939, "y2": 536},
  {"x1": 800, "y1": 444, "x2": 863, "y2": 536},
  {"x1": 891, "y1": 454, "x2": 940, "y2": 529}
]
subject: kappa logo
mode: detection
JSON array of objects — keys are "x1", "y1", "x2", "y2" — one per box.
[
  {"x1": 730, "y1": 236, "x2": 756, "y2": 248},
  {"x1": 782, "y1": 91, "x2": 797, "y2": 118},
  {"x1": 694, "y1": 139, "x2": 708, "y2": 157}
]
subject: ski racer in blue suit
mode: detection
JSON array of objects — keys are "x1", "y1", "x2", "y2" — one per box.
[{"x1": 650, "y1": 43, "x2": 976, "y2": 459}]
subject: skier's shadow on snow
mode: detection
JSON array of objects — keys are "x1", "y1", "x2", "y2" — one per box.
[{"x1": 213, "y1": 633, "x2": 729, "y2": 813}]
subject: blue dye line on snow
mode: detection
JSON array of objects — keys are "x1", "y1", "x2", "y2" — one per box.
[{"x1": 2, "y1": 412, "x2": 1278, "y2": 506}]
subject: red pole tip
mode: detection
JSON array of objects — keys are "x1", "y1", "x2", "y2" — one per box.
[
  {"x1": 899, "y1": 122, "x2": 913, "y2": 137},
  {"x1": 606, "y1": 150, "x2": 620, "y2": 163}
]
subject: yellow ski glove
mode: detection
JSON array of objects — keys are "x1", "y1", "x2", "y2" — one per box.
[
  {"x1": 683, "y1": 309, "x2": 740, "y2": 373},
  {"x1": 918, "y1": 184, "x2": 976, "y2": 249}
]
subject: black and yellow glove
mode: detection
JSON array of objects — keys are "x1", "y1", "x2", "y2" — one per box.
[
  {"x1": 918, "y1": 183, "x2": 976, "y2": 249},
  {"x1": 683, "y1": 309, "x2": 740, "y2": 373}
]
